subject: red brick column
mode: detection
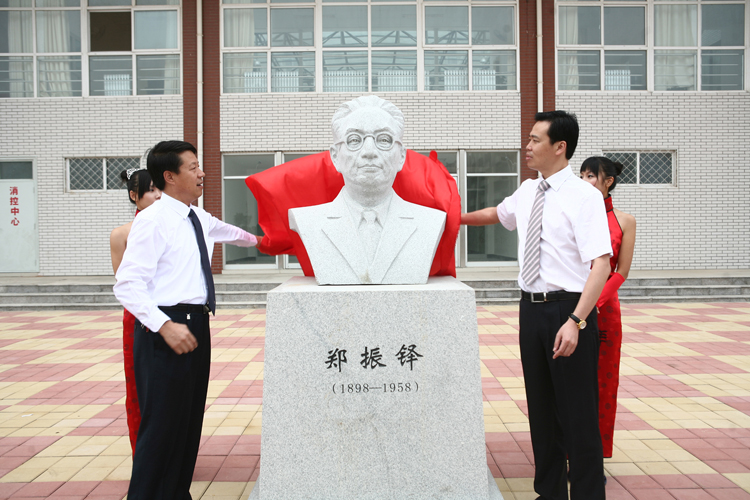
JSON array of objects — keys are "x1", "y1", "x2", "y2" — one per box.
[
  {"x1": 519, "y1": 0, "x2": 556, "y2": 182},
  {"x1": 201, "y1": 0, "x2": 223, "y2": 274},
  {"x1": 183, "y1": 0, "x2": 197, "y2": 148}
]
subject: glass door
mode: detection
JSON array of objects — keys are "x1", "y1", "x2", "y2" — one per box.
[{"x1": 222, "y1": 154, "x2": 278, "y2": 268}]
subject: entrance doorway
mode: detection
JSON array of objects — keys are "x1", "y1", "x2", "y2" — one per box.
[{"x1": 0, "y1": 161, "x2": 38, "y2": 273}]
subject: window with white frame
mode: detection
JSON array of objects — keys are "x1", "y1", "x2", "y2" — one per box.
[
  {"x1": 0, "y1": 0, "x2": 180, "y2": 98},
  {"x1": 557, "y1": 0, "x2": 745, "y2": 91},
  {"x1": 221, "y1": 0, "x2": 518, "y2": 93},
  {"x1": 67, "y1": 156, "x2": 138, "y2": 190},
  {"x1": 604, "y1": 151, "x2": 674, "y2": 185}
]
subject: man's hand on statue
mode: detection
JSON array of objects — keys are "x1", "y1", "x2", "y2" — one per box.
[
  {"x1": 159, "y1": 320, "x2": 198, "y2": 354},
  {"x1": 552, "y1": 320, "x2": 579, "y2": 359}
]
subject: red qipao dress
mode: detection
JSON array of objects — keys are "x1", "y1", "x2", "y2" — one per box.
[
  {"x1": 597, "y1": 195, "x2": 625, "y2": 458},
  {"x1": 122, "y1": 210, "x2": 142, "y2": 456}
]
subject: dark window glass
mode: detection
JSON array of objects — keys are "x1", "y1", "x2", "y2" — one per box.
[{"x1": 90, "y1": 12, "x2": 131, "y2": 52}]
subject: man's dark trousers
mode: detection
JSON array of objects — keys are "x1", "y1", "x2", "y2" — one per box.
[
  {"x1": 519, "y1": 298, "x2": 605, "y2": 500},
  {"x1": 128, "y1": 307, "x2": 211, "y2": 500}
]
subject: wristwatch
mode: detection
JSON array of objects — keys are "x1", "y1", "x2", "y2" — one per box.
[{"x1": 569, "y1": 313, "x2": 587, "y2": 330}]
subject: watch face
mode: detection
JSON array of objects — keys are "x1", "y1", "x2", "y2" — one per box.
[{"x1": 580, "y1": 320, "x2": 587, "y2": 330}]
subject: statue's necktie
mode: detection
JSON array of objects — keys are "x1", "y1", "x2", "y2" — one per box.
[
  {"x1": 521, "y1": 179, "x2": 551, "y2": 287},
  {"x1": 188, "y1": 209, "x2": 216, "y2": 314},
  {"x1": 360, "y1": 209, "x2": 381, "y2": 264}
]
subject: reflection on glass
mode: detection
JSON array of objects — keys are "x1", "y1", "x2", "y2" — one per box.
[
  {"x1": 654, "y1": 50, "x2": 696, "y2": 91},
  {"x1": 471, "y1": 7, "x2": 513, "y2": 45},
  {"x1": 90, "y1": 12, "x2": 131, "y2": 52},
  {"x1": 425, "y1": 7, "x2": 469, "y2": 45},
  {"x1": 38, "y1": 55, "x2": 82, "y2": 96},
  {"x1": 558, "y1": 50, "x2": 600, "y2": 90},
  {"x1": 371, "y1": 50, "x2": 417, "y2": 91},
  {"x1": 225, "y1": 154, "x2": 274, "y2": 177},
  {"x1": 224, "y1": 9, "x2": 267, "y2": 47},
  {"x1": 224, "y1": 52, "x2": 267, "y2": 93},
  {"x1": 89, "y1": 0, "x2": 131, "y2": 6},
  {"x1": 323, "y1": 51, "x2": 367, "y2": 92},
  {"x1": 134, "y1": 11, "x2": 178, "y2": 50},
  {"x1": 136, "y1": 54, "x2": 180, "y2": 95},
  {"x1": 271, "y1": 8, "x2": 314, "y2": 47},
  {"x1": 467, "y1": 151, "x2": 516, "y2": 174},
  {"x1": 90, "y1": 55, "x2": 132, "y2": 96},
  {"x1": 558, "y1": 6, "x2": 600, "y2": 45},
  {"x1": 0, "y1": 11, "x2": 32, "y2": 53},
  {"x1": 225, "y1": 178, "x2": 276, "y2": 265},
  {"x1": 37, "y1": 11, "x2": 81, "y2": 53},
  {"x1": 604, "y1": 7, "x2": 644, "y2": 45},
  {"x1": 271, "y1": 52, "x2": 314, "y2": 92},
  {"x1": 702, "y1": 5, "x2": 744, "y2": 47},
  {"x1": 0, "y1": 56, "x2": 33, "y2": 97},
  {"x1": 701, "y1": 50, "x2": 743, "y2": 91},
  {"x1": 415, "y1": 151, "x2": 457, "y2": 174},
  {"x1": 425, "y1": 50, "x2": 468, "y2": 91},
  {"x1": 372, "y1": 5, "x2": 416, "y2": 47},
  {"x1": 604, "y1": 51, "x2": 646, "y2": 90},
  {"x1": 0, "y1": 161, "x2": 33, "y2": 180},
  {"x1": 467, "y1": 176, "x2": 517, "y2": 262},
  {"x1": 472, "y1": 50, "x2": 515, "y2": 90},
  {"x1": 654, "y1": 5, "x2": 697, "y2": 47},
  {"x1": 36, "y1": 0, "x2": 79, "y2": 6},
  {"x1": 323, "y1": 6, "x2": 367, "y2": 47}
]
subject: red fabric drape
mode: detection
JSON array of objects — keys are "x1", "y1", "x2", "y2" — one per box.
[{"x1": 245, "y1": 150, "x2": 460, "y2": 277}]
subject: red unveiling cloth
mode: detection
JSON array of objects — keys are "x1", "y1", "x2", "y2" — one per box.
[{"x1": 245, "y1": 150, "x2": 460, "y2": 278}]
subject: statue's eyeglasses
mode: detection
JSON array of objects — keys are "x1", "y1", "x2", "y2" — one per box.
[{"x1": 343, "y1": 132, "x2": 398, "y2": 152}]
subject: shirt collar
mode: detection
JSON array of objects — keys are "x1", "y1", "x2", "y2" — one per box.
[
  {"x1": 342, "y1": 189, "x2": 393, "y2": 226},
  {"x1": 160, "y1": 192, "x2": 192, "y2": 219},
  {"x1": 542, "y1": 164, "x2": 573, "y2": 192}
]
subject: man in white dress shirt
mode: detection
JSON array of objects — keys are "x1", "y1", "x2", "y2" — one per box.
[
  {"x1": 114, "y1": 141, "x2": 259, "y2": 499},
  {"x1": 462, "y1": 112, "x2": 611, "y2": 500}
]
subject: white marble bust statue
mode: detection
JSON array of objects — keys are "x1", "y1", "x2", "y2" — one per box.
[{"x1": 289, "y1": 96, "x2": 446, "y2": 285}]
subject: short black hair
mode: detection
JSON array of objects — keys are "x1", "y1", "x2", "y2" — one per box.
[
  {"x1": 147, "y1": 141, "x2": 197, "y2": 190},
  {"x1": 120, "y1": 168, "x2": 153, "y2": 204},
  {"x1": 534, "y1": 111, "x2": 579, "y2": 159},
  {"x1": 580, "y1": 156, "x2": 624, "y2": 193}
]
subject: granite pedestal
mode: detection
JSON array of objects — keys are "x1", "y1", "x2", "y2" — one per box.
[{"x1": 248, "y1": 276, "x2": 503, "y2": 500}]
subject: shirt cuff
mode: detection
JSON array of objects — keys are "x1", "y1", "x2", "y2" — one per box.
[{"x1": 144, "y1": 309, "x2": 171, "y2": 333}]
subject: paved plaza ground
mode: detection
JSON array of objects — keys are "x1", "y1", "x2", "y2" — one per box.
[{"x1": 1, "y1": 301, "x2": 750, "y2": 499}]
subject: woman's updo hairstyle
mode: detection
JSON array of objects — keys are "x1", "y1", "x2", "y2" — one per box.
[
  {"x1": 580, "y1": 156, "x2": 624, "y2": 193},
  {"x1": 120, "y1": 168, "x2": 153, "y2": 204}
]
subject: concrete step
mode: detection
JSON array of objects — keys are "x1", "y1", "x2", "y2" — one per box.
[{"x1": 0, "y1": 277, "x2": 748, "y2": 311}]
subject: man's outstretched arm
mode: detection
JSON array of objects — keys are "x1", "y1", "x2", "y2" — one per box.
[{"x1": 461, "y1": 207, "x2": 500, "y2": 226}]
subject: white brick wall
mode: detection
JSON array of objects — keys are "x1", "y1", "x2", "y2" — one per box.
[
  {"x1": 558, "y1": 92, "x2": 750, "y2": 270},
  {"x1": 0, "y1": 96, "x2": 183, "y2": 276},
  {"x1": 221, "y1": 93, "x2": 522, "y2": 152}
]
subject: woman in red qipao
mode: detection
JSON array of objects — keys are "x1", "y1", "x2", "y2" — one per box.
[
  {"x1": 580, "y1": 157, "x2": 636, "y2": 460},
  {"x1": 109, "y1": 166, "x2": 161, "y2": 456}
]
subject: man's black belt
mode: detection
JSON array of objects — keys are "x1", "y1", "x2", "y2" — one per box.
[
  {"x1": 159, "y1": 303, "x2": 211, "y2": 314},
  {"x1": 521, "y1": 290, "x2": 582, "y2": 303}
]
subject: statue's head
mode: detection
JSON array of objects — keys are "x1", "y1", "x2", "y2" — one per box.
[{"x1": 330, "y1": 96, "x2": 406, "y2": 194}]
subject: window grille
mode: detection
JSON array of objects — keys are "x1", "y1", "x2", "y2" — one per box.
[{"x1": 604, "y1": 151, "x2": 674, "y2": 185}]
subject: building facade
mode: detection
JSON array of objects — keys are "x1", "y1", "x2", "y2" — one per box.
[{"x1": 1, "y1": 0, "x2": 748, "y2": 276}]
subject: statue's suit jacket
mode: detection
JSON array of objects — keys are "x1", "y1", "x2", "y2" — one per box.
[{"x1": 289, "y1": 190, "x2": 446, "y2": 285}]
